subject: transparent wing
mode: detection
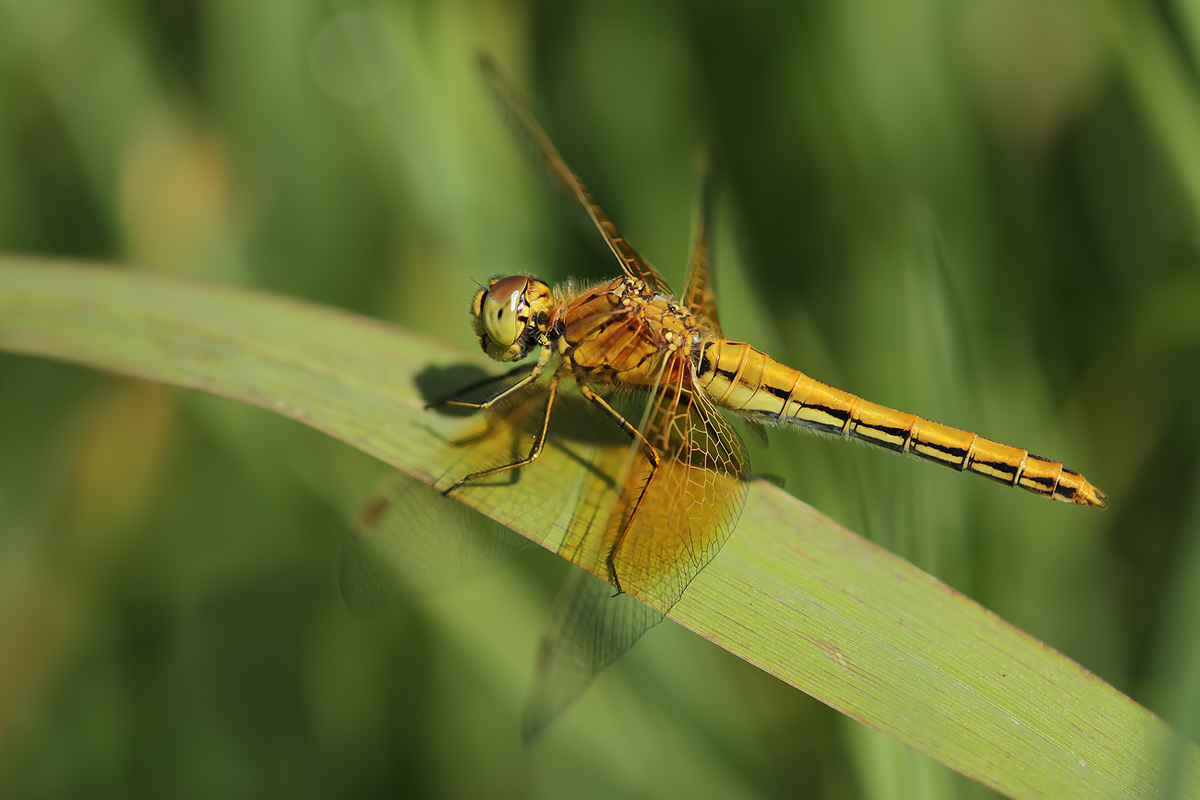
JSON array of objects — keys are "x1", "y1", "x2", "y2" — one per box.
[
  {"x1": 521, "y1": 566, "x2": 663, "y2": 741},
  {"x1": 479, "y1": 54, "x2": 673, "y2": 296},
  {"x1": 560, "y1": 353, "x2": 751, "y2": 612},
  {"x1": 428, "y1": 355, "x2": 748, "y2": 736},
  {"x1": 341, "y1": 472, "x2": 531, "y2": 614},
  {"x1": 426, "y1": 378, "x2": 669, "y2": 738},
  {"x1": 343, "y1": 465, "x2": 655, "y2": 741},
  {"x1": 680, "y1": 156, "x2": 723, "y2": 336}
]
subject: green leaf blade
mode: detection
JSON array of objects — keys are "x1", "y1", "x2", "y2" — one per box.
[{"x1": 2, "y1": 257, "x2": 1196, "y2": 799}]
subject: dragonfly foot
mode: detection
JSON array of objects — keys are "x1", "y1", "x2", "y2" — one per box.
[{"x1": 607, "y1": 564, "x2": 624, "y2": 597}]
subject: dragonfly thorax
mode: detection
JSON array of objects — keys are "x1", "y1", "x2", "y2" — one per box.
[{"x1": 471, "y1": 275, "x2": 554, "y2": 362}]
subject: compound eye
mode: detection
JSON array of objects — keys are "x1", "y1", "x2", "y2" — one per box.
[{"x1": 480, "y1": 276, "x2": 529, "y2": 347}]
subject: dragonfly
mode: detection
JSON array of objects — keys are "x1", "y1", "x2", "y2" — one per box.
[
  {"x1": 350, "y1": 55, "x2": 1106, "y2": 738},
  {"x1": 437, "y1": 55, "x2": 1105, "y2": 591}
]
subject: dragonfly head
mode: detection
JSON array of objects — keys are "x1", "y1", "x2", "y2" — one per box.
[{"x1": 471, "y1": 275, "x2": 553, "y2": 362}]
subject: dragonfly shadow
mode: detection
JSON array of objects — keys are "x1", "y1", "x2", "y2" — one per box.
[
  {"x1": 417, "y1": 363, "x2": 513, "y2": 417},
  {"x1": 418, "y1": 363, "x2": 635, "y2": 491}
]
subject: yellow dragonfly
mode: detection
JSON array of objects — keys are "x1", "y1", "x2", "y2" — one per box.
[
  {"x1": 348, "y1": 56, "x2": 1106, "y2": 737},
  {"x1": 437, "y1": 54, "x2": 1104, "y2": 593}
]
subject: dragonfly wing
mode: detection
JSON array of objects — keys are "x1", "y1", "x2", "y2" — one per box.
[
  {"x1": 341, "y1": 472, "x2": 531, "y2": 614},
  {"x1": 478, "y1": 54, "x2": 673, "y2": 296},
  {"x1": 521, "y1": 566, "x2": 664, "y2": 741},
  {"x1": 680, "y1": 156, "x2": 723, "y2": 336},
  {"x1": 561, "y1": 356, "x2": 751, "y2": 612},
  {"x1": 429, "y1": 355, "x2": 747, "y2": 734}
]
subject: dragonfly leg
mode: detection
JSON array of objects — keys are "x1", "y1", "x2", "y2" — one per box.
[
  {"x1": 424, "y1": 363, "x2": 535, "y2": 409},
  {"x1": 577, "y1": 385, "x2": 661, "y2": 597},
  {"x1": 430, "y1": 346, "x2": 552, "y2": 412},
  {"x1": 442, "y1": 376, "x2": 560, "y2": 495}
]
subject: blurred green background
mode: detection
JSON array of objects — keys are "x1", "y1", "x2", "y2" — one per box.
[{"x1": 2, "y1": 0, "x2": 1199, "y2": 797}]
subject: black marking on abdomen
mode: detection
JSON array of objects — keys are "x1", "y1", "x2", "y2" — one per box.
[
  {"x1": 918, "y1": 440, "x2": 969, "y2": 461},
  {"x1": 793, "y1": 403, "x2": 849, "y2": 435},
  {"x1": 694, "y1": 345, "x2": 713, "y2": 377},
  {"x1": 850, "y1": 422, "x2": 910, "y2": 452},
  {"x1": 1022, "y1": 473, "x2": 1056, "y2": 490},
  {"x1": 765, "y1": 384, "x2": 790, "y2": 400},
  {"x1": 972, "y1": 459, "x2": 1017, "y2": 482},
  {"x1": 811, "y1": 403, "x2": 851, "y2": 430},
  {"x1": 1054, "y1": 483, "x2": 1078, "y2": 501}
]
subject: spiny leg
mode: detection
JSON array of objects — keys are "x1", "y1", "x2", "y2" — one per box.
[
  {"x1": 425, "y1": 363, "x2": 535, "y2": 410},
  {"x1": 577, "y1": 385, "x2": 661, "y2": 596},
  {"x1": 443, "y1": 376, "x2": 560, "y2": 495},
  {"x1": 432, "y1": 347, "x2": 553, "y2": 413}
]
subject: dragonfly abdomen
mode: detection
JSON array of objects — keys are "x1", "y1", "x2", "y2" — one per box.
[{"x1": 695, "y1": 340, "x2": 1105, "y2": 507}]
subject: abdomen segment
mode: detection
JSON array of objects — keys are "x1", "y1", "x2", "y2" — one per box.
[{"x1": 695, "y1": 341, "x2": 1106, "y2": 508}]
